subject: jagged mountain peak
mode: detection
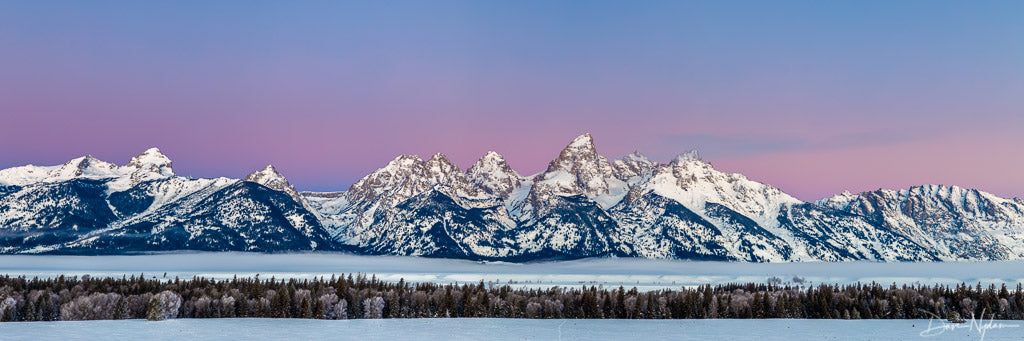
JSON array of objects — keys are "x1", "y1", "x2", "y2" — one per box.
[
  {"x1": 467, "y1": 151, "x2": 523, "y2": 198},
  {"x1": 612, "y1": 151, "x2": 658, "y2": 183},
  {"x1": 905, "y1": 184, "x2": 996, "y2": 200},
  {"x1": 531, "y1": 134, "x2": 626, "y2": 210},
  {"x1": 547, "y1": 133, "x2": 602, "y2": 172},
  {"x1": 818, "y1": 183, "x2": 1024, "y2": 260},
  {"x1": 568, "y1": 133, "x2": 595, "y2": 148},
  {"x1": 622, "y1": 151, "x2": 650, "y2": 163},
  {"x1": 125, "y1": 147, "x2": 174, "y2": 176},
  {"x1": 0, "y1": 148, "x2": 178, "y2": 187},
  {"x1": 387, "y1": 154, "x2": 425, "y2": 167},
  {"x1": 244, "y1": 164, "x2": 302, "y2": 203},
  {"x1": 821, "y1": 184, "x2": 1016, "y2": 212},
  {"x1": 245, "y1": 164, "x2": 286, "y2": 183},
  {"x1": 4, "y1": 135, "x2": 1024, "y2": 262},
  {"x1": 66, "y1": 154, "x2": 112, "y2": 169},
  {"x1": 51, "y1": 155, "x2": 120, "y2": 179},
  {"x1": 346, "y1": 152, "x2": 478, "y2": 209},
  {"x1": 826, "y1": 184, "x2": 1001, "y2": 201},
  {"x1": 425, "y1": 153, "x2": 461, "y2": 172},
  {"x1": 427, "y1": 152, "x2": 451, "y2": 161},
  {"x1": 477, "y1": 151, "x2": 505, "y2": 163},
  {"x1": 127, "y1": 147, "x2": 170, "y2": 165},
  {"x1": 670, "y1": 150, "x2": 701, "y2": 164},
  {"x1": 470, "y1": 151, "x2": 512, "y2": 169},
  {"x1": 424, "y1": 152, "x2": 472, "y2": 192},
  {"x1": 815, "y1": 190, "x2": 860, "y2": 208}
]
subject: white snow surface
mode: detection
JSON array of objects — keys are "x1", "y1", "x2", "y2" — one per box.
[
  {"x1": 0, "y1": 148, "x2": 174, "y2": 190},
  {"x1": 641, "y1": 157, "x2": 802, "y2": 229},
  {"x1": 2, "y1": 318, "x2": 1020, "y2": 341}
]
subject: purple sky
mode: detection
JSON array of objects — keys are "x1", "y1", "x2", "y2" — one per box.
[{"x1": 1, "y1": 1, "x2": 1022, "y2": 200}]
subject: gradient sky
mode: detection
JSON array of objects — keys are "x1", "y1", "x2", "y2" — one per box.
[{"x1": 1, "y1": 1, "x2": 1022, "y2": 200}]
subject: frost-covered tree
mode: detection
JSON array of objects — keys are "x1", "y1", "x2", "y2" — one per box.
[
  {"x1": 295, "y1": 289, "x2": 313, "y2": 318},
  {"x1": 60, "y1": 293, "x2": 121, "y2": 321},
  {"x1": 317, "y1": 293, "x2": 343, "y2": 319},
  {"x1": 0, "y1": 296, "x2": 17, "y2": 321},
  {"x1": 960, "y1": 297, "x2": 978, "y2": 318},
  {"x1": 5, "y1": 273, "x2": 1024, "y2": 321},
  {"x1": 525, "y1": 302, "x2": 542, "y2": 318},
  {"x1": 706, "y1": 295, "x2": 719, "y2": 319},
  {"x1": 335, "y1": 298, "x2": 348, "y2": 319},
  {"x1": 657, "y1": 296, "x2": 669, "y2": 319},
  {"x1": 363, "y1": 296, "x2": 384, "y2": 319},
  {"x1": 192, "y1": 295, "x2": 212, "y2": 318},
  {"x1": 220, "y1": 294, "x2": 237, "y2": 318},
  {"x1": 146, "y1": 290, "x2": 182, "y2": 321},
  {"x1": 410, "y1": 291, "x2": 429, "y2": 317},
  {"x1": 544, "y1": 299, "x2": 564, "y2": 319}
]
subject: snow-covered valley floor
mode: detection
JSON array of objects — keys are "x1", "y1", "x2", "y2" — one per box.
[
  {"x1": 3, "y1": 318, "x2": 1021, "y2": 341},
  {"x1": 1, "y1": 252, "x2": 1023, "y2": 290}
]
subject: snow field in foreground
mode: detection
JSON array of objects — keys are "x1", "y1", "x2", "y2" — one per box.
[{"x1": 2, "y1": 318, "x2": 1020, "y2": 341}]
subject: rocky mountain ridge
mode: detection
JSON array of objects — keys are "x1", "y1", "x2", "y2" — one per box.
[{"x1": 1, "y1": 135, "x2": 1022, "y2": 261}]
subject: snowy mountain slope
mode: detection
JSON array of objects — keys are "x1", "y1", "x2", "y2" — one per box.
[
  {"x1": 609, "y1": 191, "x2": 794, "y2": 261},
  {"x1": 514, "y1": 193, "x2": 627, "y2": 259},
  {"x1": 354, "y1": 189, "x2": 519, "y2": 258},
  {"x1": 1, "y1": 135, "x2": 1023, "y2": 261},
  {"x1": 817, "y1": 185, "x2": 1024, "y2": 260},
  {"x1": 636, "y1": 152, "x2": 803, "y2": 230},
  {"x1": 0, "y1": 179, "x2": 119, "y2": 253},
  {"x1": 527, "y1": 134, "x2": 629, "y2": 211},
  {"x1": 774, "y1": 204, "x2": 937, "y2": 261},
  {"x1": 55, "y1": 181, "x2": 337, "y2": 253},
  {"x1": 0, "y1": 149, "x2": 336, "y2": 254},
  {"x1": 0, "y1": 148, "x2": 175, "y2": 192}
]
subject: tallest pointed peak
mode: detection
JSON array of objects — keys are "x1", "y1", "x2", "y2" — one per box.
[
  {"x1": 547, "y1": 133, "x2": 604, "y2": 173},
  {"x1": 568, "y1": 133, "x2": 595, "y2": 149}
]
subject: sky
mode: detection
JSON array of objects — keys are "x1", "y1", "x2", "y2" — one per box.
[{"x1": 1, "y1": 1, "x2": 1021, "y2": 201}]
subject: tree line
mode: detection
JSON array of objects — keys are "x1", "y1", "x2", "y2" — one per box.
[{"x1": 1, "y1": 274, "x2": 1023, "y2": 321}]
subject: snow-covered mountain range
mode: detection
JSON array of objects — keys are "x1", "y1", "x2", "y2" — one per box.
[{"x1": 2, "y1": 135, "x2": 1023, "y2": 261}]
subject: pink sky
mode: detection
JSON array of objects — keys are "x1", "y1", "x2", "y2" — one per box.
[{"x1": 1, "y1": 1, "x2": 1022, "y2": 201}]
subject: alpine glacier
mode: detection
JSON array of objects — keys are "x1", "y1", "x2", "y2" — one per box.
[{"x1": 1, "y1": 134, "x2": 1022, "y2": 261}]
